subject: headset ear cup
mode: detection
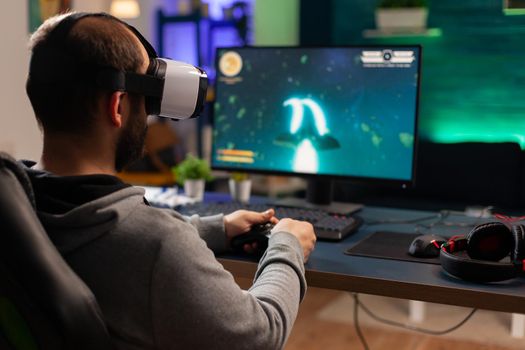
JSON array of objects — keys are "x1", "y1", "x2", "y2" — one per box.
[
  {"x1": 440, "y1": 248, "x2": 518, "y2": 282},
  {"x1": 511, "y1": 225, "x2": 525, "y2": 262},
  {"x1": 467, "y1": 222, "x2": 512, "y2": 261}
]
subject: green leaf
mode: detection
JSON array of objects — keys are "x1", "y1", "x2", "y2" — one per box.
[
  {"x1": 172, "y1": 154, "x2": 213, "y2": 185},
  {"x1": 231, "y1": 172, "x2": 249, "y2": 182}
]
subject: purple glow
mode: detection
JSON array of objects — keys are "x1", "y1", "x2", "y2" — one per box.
[{"x1": 160, "y1": 0, "x2": 254, "y2": 70}]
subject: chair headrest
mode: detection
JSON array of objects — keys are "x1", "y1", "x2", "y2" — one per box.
[{"x1": 0, "y1": 152, "x2": 35, "y2": 208}]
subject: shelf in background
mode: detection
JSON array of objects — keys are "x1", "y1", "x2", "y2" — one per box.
[{"x1": 363, "y1": 28, "x2": 442, "y2": 38}]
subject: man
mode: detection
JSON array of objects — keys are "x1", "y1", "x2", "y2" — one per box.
[{"x1": 23, "y1": 11, "x2": 316, "y2": 350}]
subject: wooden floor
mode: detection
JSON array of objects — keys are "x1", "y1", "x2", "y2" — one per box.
[
  {"x1": 235, "y1": 276, "x2": 522, "y2": 349},
  {"x1": 283, "y1": 287, "x2": 518, "y2": 350}
]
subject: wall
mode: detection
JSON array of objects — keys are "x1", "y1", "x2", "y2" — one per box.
[
  {"x1": 0, "y1": 1, "x2": 41, "y2": 159},
  {"x1": 330, "y1": 0, "x2": 525, "y2": 147},
  {"x1": 74, "y1": 0, "x2": 161, "y2": 46},
  {"x1": 0, "y1": 0, "x2": 161, "y2": 160},
  {"x1": 254, "y1": 0, "x2": 299, "y2": 45},
  {"x1": 0, "y1": 0, "x2": 300, "y2": 160}
]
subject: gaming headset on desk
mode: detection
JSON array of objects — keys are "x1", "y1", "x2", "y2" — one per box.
[{"x1": 440, "y1": 222, "x2": 525, "y2": 283}]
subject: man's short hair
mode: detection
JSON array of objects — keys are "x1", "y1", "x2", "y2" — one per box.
[{"x1": 26, "y1": 13, "x2": 144, "y2": 134}]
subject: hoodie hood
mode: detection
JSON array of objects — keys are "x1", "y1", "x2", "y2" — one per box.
[{"x1": 22, "y1": 161, "x2": 146, "y2": 254}]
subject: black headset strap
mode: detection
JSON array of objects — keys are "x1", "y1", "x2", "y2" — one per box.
[
  {"x1": 46, "y1": 13, "x2": 107, "y2": 50},
  {"x1": 31, "y1": 12, "x2": 164, "y2": 98},
  {"x1": 125, "y1": 24, "x2": 158, "y2": 58},
  {"x1": 95, "y1": 69, "x2": 164, "y2": 97},
  {"x1": 46, "y1": 12, "x2": 158, "y2": 57}
]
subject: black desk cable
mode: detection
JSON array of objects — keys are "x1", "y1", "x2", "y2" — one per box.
[
  {"x1": 353, "y1": 293, "x2": 370, "y2": 350},
  {"x1": 351, "y1": 293, "x2": 478, "y2": 350}
]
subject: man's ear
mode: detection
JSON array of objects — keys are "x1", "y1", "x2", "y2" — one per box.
[{"x1": 108, "y1": 91, "x2": 127, "y2": 128}]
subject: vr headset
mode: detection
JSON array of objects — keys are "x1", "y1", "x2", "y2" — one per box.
[{"x1": 28, "y1": 12, "x2": 208, "y2": 121}]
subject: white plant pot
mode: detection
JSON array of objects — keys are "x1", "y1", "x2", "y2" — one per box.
[
  {"x1": 229, "y1": 179, "x2": 252, "y2": 203},
  {"x1": 184, "y1": 179, "x2": 205, "y2": 201},
  {"x1": 375, "y1": 8, "x2": 428, "y2": 31}
]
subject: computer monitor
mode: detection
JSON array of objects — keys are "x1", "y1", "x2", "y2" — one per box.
[{"x1": 211, "y1": 45, "x2": 421, "y2": 213}]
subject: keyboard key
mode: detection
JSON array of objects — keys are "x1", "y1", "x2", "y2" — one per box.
[{"x1": 174, "y1": 202, "x2": 362, "y2": 241}]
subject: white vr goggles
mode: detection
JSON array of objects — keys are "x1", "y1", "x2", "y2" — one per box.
[{"x1": 29, "y1": 12, "x2": 208, "y2": 121}]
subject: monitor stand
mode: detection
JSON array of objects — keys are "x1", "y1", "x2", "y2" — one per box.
[{"x1": 270, "y1": 178, "x2": 363, "y2": 215}]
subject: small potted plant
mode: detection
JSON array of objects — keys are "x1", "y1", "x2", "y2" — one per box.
[
  {"x1": 229, "y1": 172, "x2": 251, "y2": 203},
  {"x1": 172, "y1": 154, "x2": 212, "y2": 200},
  {"x1": 375, "y1": 0, "x2": 429, "y2": 31}
]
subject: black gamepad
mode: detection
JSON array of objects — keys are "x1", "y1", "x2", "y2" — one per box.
[{"x1": 230, "y1": 222, "x2": 274, "y2": 256}]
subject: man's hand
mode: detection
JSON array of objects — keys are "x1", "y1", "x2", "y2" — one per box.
[
  {"x1": 271, "y1": 219, "x2": 316, "y2": 262},
  {"x1": 224, "y1": 209, "x2": 279, "y2": 253}
]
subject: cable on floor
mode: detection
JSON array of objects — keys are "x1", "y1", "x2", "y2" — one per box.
[
  {"x1": 353, "y1": 293, "x2": 369, "y2": 350},
  {"x1": 351, "y1": 293, "x2": 478, "y2": 349}
]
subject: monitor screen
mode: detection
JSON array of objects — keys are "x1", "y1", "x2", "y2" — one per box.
[{"x1": 211, "y1": 46, "x2": 421, "y2": 185}]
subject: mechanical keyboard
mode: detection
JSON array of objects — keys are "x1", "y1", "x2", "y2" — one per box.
[{"x1": 176, "y1": 202, "x2": 362, "y2": 240}]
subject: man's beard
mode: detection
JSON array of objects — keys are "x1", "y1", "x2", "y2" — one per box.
[{"x1": 115, "y1": 98, "x2": 148, "y2": 172}]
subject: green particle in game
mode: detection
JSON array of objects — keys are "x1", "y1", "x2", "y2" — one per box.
[
  {"x1": 215, "y1": 103, "x2": 221, "y2": 111},
  {"x1": 399, "y1": 133, "x2": 414, "y2": 148},
  {"x1": 227, "y1": 142, "x2": 235, "y2": 149},
  {"x1": 229, "y1": 95, "x2": 237, "y2": 104},
  {"x1": 361, "y1": 123, "x2": 370, "y2": 132},
  {"x1": 371, "y1": 133, "x2": 383, "y2": 147},
  {"x1": 217, "y1": 115, "x2": 227, "y2": 122},
  {"x1": 300, "y1": 55, "x2": 308, "y2": 64},
  {"x1": 237, "y1": 108, "x2": 246, "y2": 119}
]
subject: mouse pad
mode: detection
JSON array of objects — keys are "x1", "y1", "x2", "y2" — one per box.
[{"x1": 344, "y1": 231, "x2": 441, "y2": 265}]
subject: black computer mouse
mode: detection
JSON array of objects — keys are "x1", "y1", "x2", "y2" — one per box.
[{"x1": 408, "y1": 234, "x2": 447, "y2": 258}]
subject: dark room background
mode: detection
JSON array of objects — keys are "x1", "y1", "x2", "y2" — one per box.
[{"x1": 302, "y1": 0, "x2": 525, "y2": 148}]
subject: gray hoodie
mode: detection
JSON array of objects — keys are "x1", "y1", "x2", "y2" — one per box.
[{"x1": 27, "y1": 169, "x2": 306, "y2": 350}]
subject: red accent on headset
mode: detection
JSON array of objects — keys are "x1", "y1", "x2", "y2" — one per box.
[
  {"x1": 432, "y1": 240, "x2": 440, "y2": 249},
  {"x1": 449, "y1": 240, "x2": 455, "y2": 252},
  {"x1": 522, "y1": 259, "x2": 525, "y2": 272},
  {"x1": 494, "y1": 213, "x2": 525, "y2": 223}
]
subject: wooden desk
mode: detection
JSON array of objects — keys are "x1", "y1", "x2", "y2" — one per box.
[{"x1": 219, "y1": 206, "x2": 525, "y2": 314}]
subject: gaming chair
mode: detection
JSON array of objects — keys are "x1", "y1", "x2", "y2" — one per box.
[{"x1": 0, "y1": 152, "x2": 113, "y2": 349}]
